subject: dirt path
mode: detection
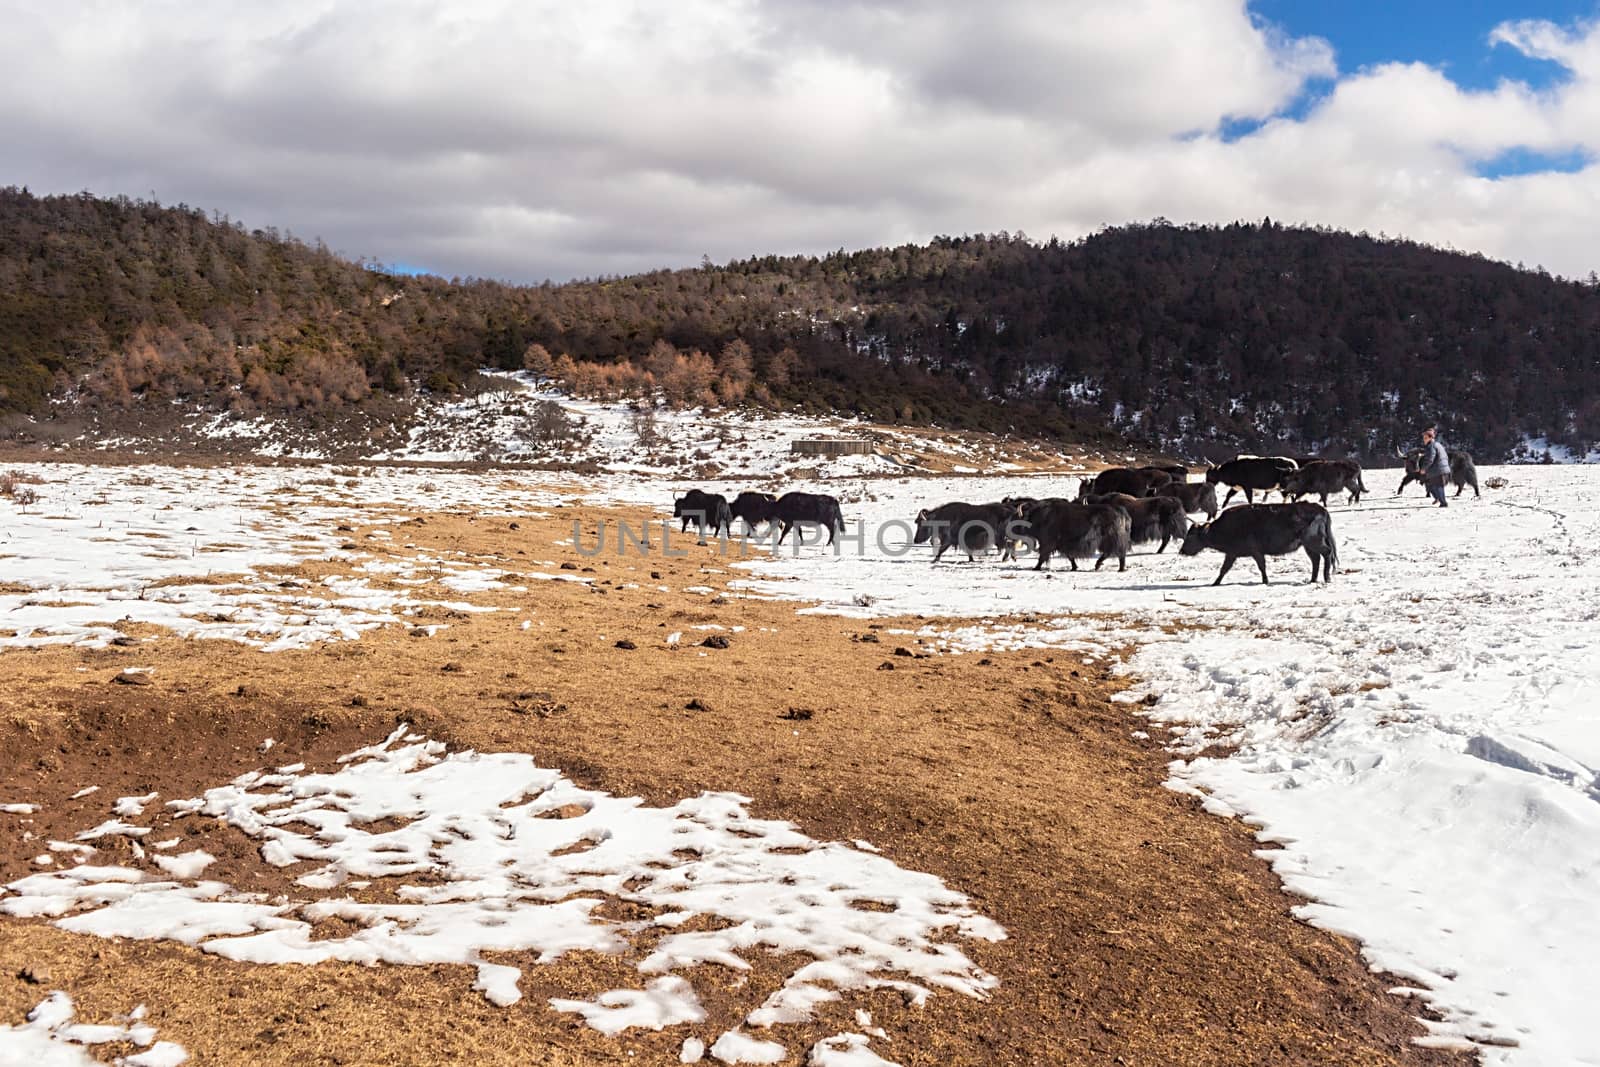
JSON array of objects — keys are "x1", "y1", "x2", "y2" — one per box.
[{"x1": 0, "y1": 502, "x2": 1469, "y2": 1065}]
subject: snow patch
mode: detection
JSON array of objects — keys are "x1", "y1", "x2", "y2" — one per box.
[
  {"x1": 0, "y1": 991, "x2": 187, "y2": 1066},
  {"x1": 1, "y1": 728, "x2": 1001, "y2": 1065}
]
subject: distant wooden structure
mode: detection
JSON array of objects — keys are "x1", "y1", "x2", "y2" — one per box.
[{"x1": 790, "y1": 439, "x2": 875, "y2": 456}]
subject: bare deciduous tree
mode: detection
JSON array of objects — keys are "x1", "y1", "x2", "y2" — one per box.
[
  {"x1": 630, "y1": 402, "x2": 660, "y2": 449},
  {"x1": 528, "y1": 400, "x2": 578, "y2": 448}
]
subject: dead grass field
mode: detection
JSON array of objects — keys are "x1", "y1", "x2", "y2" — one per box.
[{"x1": 0, "y1": 500, "x2": 1469, "y2": 1066}]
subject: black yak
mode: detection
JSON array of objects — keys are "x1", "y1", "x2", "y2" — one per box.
[
  {"x1": 1157, "y1": 481, "x2": 1220, "y2": 519},
  {"x1": 1397, "y1": 448, "x2": 1481, "y2": 499},
  {"x1": 730, "y1": 491, "x2": 777, "y2": 532},
  {"x1": 1077, "y1": 467, "x2": 1173, "y2": 499},
  {"x1": 1204, "y1": 456, "x2": 1299, "y2": 507},
  {"x1": 771, "y1": 492, "x2": 846, "y2": 545},
  {"x1": 1082, "y1": 492, "x2": 1190, "y2": 552},
  {"x1": 1179, "y1": 502, "x2": 1338, "y2": 585},
  {"x1": 913, "y1": 501, "x2": 1019, "y2": 563},
  {"x1": 673, "y1": 489, "x2": 733, "y2": 538},
  {"x1": 1282, "y1": 460, "x2": 1368, "y2": 506},
  {"x1": 1021, "y1": 500, "x2": 1131, "y2": 572}
]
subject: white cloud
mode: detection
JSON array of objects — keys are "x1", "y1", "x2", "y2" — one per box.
[{"x1": 2, "y1": 2, "x2": 1599, "y2": 280}]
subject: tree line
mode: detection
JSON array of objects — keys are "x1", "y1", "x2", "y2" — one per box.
[{"x1": 4, "y1": 187, "x2": 1598, "y2": 459}]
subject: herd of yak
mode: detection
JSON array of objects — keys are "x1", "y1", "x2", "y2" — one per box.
[{"x1": 673, "y1": 448, "x2": 1481, "y2": 587}]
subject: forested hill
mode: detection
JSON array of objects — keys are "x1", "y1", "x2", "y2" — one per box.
[{"x1": 4, "y1": 186, "x2": 1599, "y2": 460}]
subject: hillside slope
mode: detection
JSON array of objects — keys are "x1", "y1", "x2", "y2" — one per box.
[{"x1": 4, "y1": 188, "x2": 1598, "y2": 460}]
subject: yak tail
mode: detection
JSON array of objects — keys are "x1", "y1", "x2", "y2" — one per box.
[
  {"x1": 1322, "y1": 514, "x2": 1339, "y2": 574},
  {"x1": 1101, "y1": 510, "x2": 1133, "y2": 557},
  {"x1": 1163, "y1": 508, "x2": 1188, "y2": 543}
]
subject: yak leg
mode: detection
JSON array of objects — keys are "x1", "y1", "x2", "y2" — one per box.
[
  {"x1": 931, "y1": 540, "x2": 950, "y2": 564},
  {"x1": 777, "y1": 521, "x2": 793, "y2": 544},
  {"x1": 1221, "y1": 486, "x2": 1239, "y2": 508},
  {"x1": 1244, "y1": 487, "x2": 1255, "y2": 504},
  {"x1": 1306, "y1": 545, "x2": 1322, "y2": 583},
  {"x1": 1254, "y1": 553, "x2": 1270, "y2": 584},
  {"x1": 1212, "y1": 554, "x2": 1238, "y2": 586},
  {"x1": 1033, "y1": 544, "x2": 1050, "y2": 571}
]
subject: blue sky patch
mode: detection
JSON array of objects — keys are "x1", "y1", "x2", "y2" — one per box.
[
  {"x1": 1254, "y1": 0, "x2": 1593, "y2": 91},
  {"x1": 1475, "y1": 145, "x2": 1591, "y2": 178}
]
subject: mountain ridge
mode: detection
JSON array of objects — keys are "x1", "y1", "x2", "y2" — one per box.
[{"x1": 4, "y1": 187, "x2": 1598, "y2": 461}]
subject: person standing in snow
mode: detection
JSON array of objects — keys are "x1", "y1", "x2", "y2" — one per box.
[{"x1": 1419, "y1": 426, "x2": 1450, "y2": 508}]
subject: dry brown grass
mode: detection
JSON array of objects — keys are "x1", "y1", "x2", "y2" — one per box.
[
  {"x1": 0, "y1": 469, "x2": 42, "y2": 506},
  {"x1": 0, "y1": 468, "x2": 44, "y2": 494}
]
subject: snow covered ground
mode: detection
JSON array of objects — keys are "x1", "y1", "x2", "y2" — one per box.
[
  {"x1": 375, "y1": 372, "x2": 911, "y2": 476},
  {"x1": 6, "y1": 449, "x2": 1599, "y2": 1062},
  {"x1": 720, "y1": 465, "x2": 1600, "y2": 1064},
  {"x1": 2, "y1": 728, "x2": 1001, "y2": 1066},
  {"x1": 0, "y1": 462, "x2": 570, "y2": 651},
  {"x1": 142, "y1": 369, "x2": 1100, "y2": 476},
  {"x1": 144, "y1": 370, "x2": 1136, "y2": 476},
  {"x1": 0, "y1": 991, "x2": 187, "y2": 1066}
]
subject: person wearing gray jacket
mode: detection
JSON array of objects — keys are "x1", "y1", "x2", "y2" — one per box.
[{"x1": 1419, "y1": 426, "x2": 1450, "y2": 508}]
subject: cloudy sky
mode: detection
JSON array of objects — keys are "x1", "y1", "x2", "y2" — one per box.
[{"x1": 5, "y1": 0, "x2": 1600, "y2": 283}]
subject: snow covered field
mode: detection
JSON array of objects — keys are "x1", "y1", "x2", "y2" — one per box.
[
  {"x1": 0, "y1": 463, "x2": 573, "y2": 651},
  {"x1": 5, "y1": 452, "x2": 1599, "y2": 1063},
  {"x1": 377, "y1": 371, "x2": 1124, "y2": 477},
  {"x1": 2, "y1": 728, "x2": 1000, "y2": 1065},
  {"x1": 724, "y1": 465, "x2": 1600, "y2": 1064},
  {"x1": 377, "y1": 372, "x2": 907, "y2": 475},
  {"x1": 148, "y1": 370, "x2": 1111, "y2": 477}
]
